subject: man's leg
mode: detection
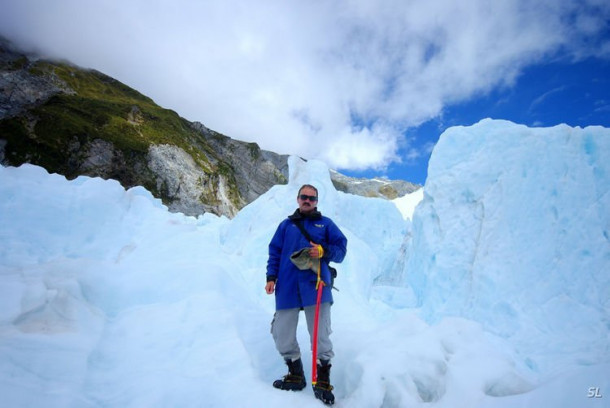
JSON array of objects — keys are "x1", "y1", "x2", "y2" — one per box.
[
  {"x1": 271, "y1": 308, "x2": 306, "y2": 391},
  {"x1": 304, "y1": 302, "x2": 334, "y2": 361},
  {"x1": 304, "y1": 302, "x2": 335, "y2": 404},
  {"x1": 271, "y1": 307, "x2": 301, "y2": 361}
]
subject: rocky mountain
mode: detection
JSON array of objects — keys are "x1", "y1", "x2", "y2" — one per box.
[
  {"x1": 0, "y1": 39, "x2": 419, "y2": 217},
  {"x1": 330, "y1": 170, "x2": 420, "y2": 199}
]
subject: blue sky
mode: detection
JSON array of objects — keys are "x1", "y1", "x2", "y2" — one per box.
[
  {"x1": 1, "y1": 0, "x2": 609, "y2": 187},
  {"x1": 352, "y1": 57, "x2": 610, "y2": 185}
]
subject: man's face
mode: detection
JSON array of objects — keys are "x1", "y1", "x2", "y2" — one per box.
[{"x1": 297, "y1": 187, "x2": 318, "y2": 213}]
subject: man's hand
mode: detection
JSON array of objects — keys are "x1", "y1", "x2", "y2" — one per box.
[
  {"x1": 308, "y1": 241, "x2": 324, "y2": 258},
  {"x1": 265, "y1": 281, "x2": 275, "y2": 294}
]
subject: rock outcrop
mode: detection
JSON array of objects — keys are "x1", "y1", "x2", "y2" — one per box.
[
  {"x1": 0, "y1": 41, "x2": 71, "y2": 120},
  {"x1": 330, "y1": 169, "x2": 420, "y2": 199}
]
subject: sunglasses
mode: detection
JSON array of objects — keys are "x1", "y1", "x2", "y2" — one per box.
[{"x1": 299, "y1": 194, "x2": 318, "y2": 202}]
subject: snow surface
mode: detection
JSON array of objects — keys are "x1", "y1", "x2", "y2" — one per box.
[
  {"x1": 392, "y1": 188, "x2": 424, "y2": 221},
  {"x1": 1, "y1": 119, "x2": 609, "y2": 407}
]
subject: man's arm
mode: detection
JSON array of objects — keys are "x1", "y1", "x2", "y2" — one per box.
[
  {"x1": 266, "y1": 221, "x2": 284, "y2": 283},
  {"x1": 322, "y1": 220, "x2": 347, "y2": 263}
]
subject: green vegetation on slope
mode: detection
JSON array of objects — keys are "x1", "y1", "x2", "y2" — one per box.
[{"x1": 0, "y1": 58, "x2": 243, "y2": 208}]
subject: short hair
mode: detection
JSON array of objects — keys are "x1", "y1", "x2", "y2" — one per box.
[{"x1": 297, "y1": 184, "x2": 318, "y2": 198}]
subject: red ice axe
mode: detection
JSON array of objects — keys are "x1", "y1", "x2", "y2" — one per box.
[{"x1": 311, "y1": 258, "x2": 325, "y2": 386}]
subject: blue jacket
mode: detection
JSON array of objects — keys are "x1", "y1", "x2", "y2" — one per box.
[{"x1": 267, "y1": 209, "x2": 347, "y2": 310}]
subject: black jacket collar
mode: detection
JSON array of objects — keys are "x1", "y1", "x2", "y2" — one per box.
[{"x1": 288, "y1": 208, "x2": 322, "y2": 221}]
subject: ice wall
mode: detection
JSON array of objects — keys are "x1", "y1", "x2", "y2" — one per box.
[{"x1": 403, "y1": 119, "x2": 610, "y2": 374}]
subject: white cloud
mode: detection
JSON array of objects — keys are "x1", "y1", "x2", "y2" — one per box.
[
  {"x1": 528, "y1": 86, "x2": 568, "y2": 113},
  {"x1": 1, "y1": 0, "x2": 609, "y2": 171},
  {"x1": 319, "y1": 122, "x2": 402, "y2": 171}
]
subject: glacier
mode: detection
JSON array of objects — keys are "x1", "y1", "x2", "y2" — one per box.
[
  {"x1": 402, "y1": 119, "x2": 610, "y2": 375},
  {"x1": 0, "y1": 119, "x2": 608, "y2": 407}
]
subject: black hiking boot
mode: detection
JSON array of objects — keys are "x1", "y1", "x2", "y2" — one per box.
[
  {"x1": 273, "y1": 358, "x2": 306, "y2": 391},
  {"x1": 313, "y1": 359, "x2": 335, "y2": 405}
]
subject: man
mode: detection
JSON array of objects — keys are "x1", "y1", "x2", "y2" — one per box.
[{"x1": 266, "y1": 184, "x2": 347, "y2": 405}]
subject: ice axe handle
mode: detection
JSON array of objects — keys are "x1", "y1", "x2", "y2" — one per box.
[{"x1": 311, "y1": 280, "x2": 325, "y2": 385}]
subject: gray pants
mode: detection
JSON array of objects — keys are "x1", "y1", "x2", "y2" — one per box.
[{"x1": 271, "y1": 302, "x2": 334, "y2": 362}]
